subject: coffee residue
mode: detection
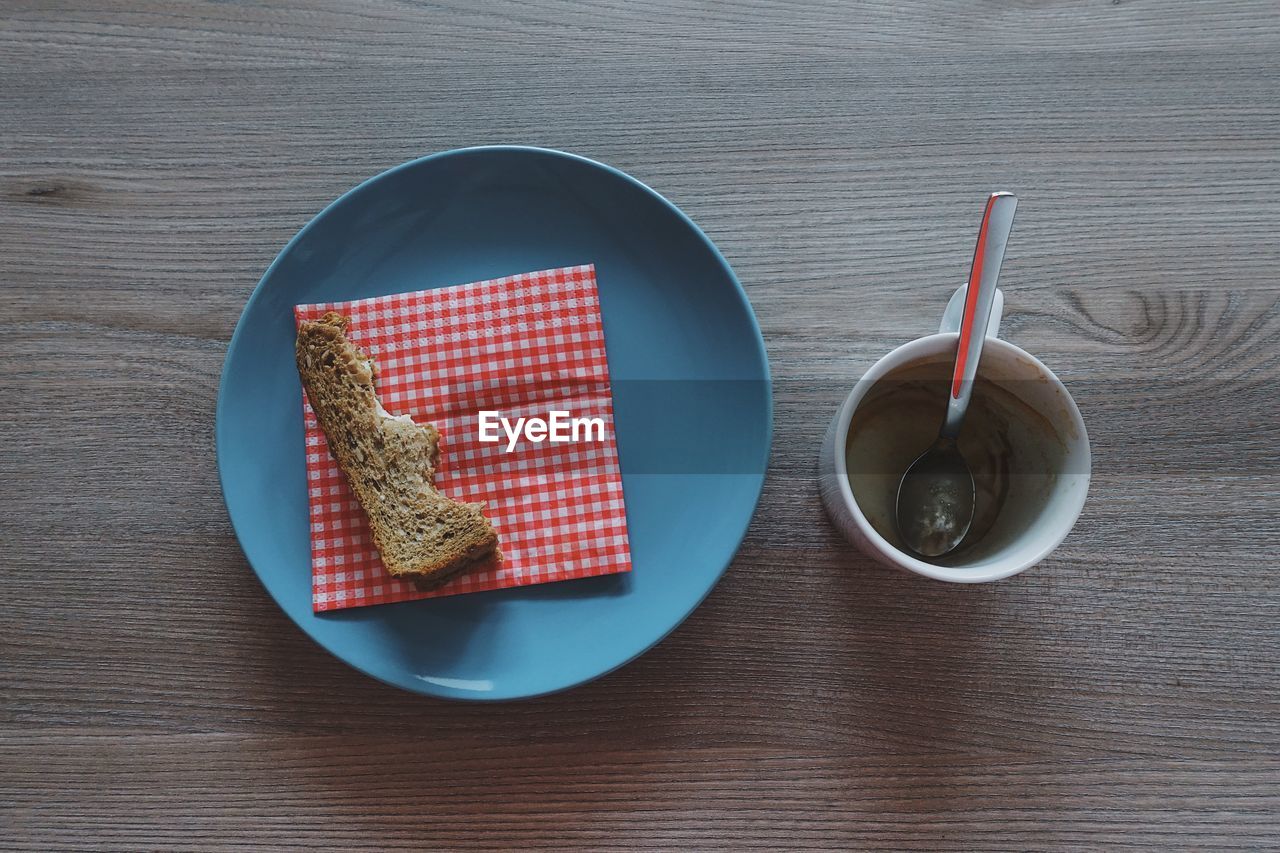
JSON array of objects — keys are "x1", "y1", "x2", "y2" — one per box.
[{"x1": 844, "y1": 360, "x2": 1066, "y2": 566}]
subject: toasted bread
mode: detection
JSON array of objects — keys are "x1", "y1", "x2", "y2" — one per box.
[{"x1": 295, "y1": 312, "x2": 499, "y2": 589}]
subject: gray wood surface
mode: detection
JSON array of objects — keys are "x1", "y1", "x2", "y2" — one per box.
[{"x1": 3, "y1": 0, "x2": 1279, "y2": 849}]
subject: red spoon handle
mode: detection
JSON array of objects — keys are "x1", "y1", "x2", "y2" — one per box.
[{"x1": 942, "y1": 192, "x2": 1017, "y2": 437}]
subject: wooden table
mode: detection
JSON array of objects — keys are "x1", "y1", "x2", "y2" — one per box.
[{"x1": 4, "y1": 1, "x2": 1279, "y2": 848}]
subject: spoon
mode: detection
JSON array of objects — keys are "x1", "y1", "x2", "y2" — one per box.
[{"x1": 895, "y1": 192, "x2": 1018, "y2": 558}]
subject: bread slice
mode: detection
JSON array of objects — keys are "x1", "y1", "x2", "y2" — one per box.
[{"x1": 296, "y1": 312, "x2": 499, "y2": 589}]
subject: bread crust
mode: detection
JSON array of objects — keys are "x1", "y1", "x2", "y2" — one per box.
[{"x1": 296, "y1": 312, "x2": 499, "y2": 587}]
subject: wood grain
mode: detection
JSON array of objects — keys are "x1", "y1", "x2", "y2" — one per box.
[{"x1": 3, "y1": 0, "x2": 1280, "y2": 849}]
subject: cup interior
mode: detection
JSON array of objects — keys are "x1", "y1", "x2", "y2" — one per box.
[{"x1": 838, "y1": 335, "x2": 1089, "y2": 580}]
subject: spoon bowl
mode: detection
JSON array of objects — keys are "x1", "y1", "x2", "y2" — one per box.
[{"x1": 896, "y1": 437, "x2": 975, "y2": 557}]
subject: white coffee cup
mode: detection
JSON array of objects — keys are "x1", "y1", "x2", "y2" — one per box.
[{"x1": 819, "y1": 286, "x2": 1091, "y2": 582}]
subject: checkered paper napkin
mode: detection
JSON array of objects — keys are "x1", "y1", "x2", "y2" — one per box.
[{"x1": 295, "y1": 265, "x2": 632, "y2": 612}]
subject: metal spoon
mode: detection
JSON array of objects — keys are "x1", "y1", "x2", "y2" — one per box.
[{"x1": 896, "y1": 192, "x2": 1018, "y2": 558}]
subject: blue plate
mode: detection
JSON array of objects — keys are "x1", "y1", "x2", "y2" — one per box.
[{"x1": 217, "y1": 147, "x2": 771, "y2": 700}]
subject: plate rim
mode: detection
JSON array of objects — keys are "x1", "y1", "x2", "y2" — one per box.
[{"x1": 215, "y1": 145, "x2": 773, "y2": 700}]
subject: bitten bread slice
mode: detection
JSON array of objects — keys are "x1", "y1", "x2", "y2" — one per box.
[{"x1": 296, "y1": 312, "x2": 498, "y2": 589}]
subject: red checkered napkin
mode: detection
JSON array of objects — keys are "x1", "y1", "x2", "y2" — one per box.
[{"x1": 295, "y1": 265, "x2": 632, "y2": 612}]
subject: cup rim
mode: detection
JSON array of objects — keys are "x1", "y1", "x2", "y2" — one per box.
[{"x1": 832, "y1": 333, "x2": 1091, "y2": 583}]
